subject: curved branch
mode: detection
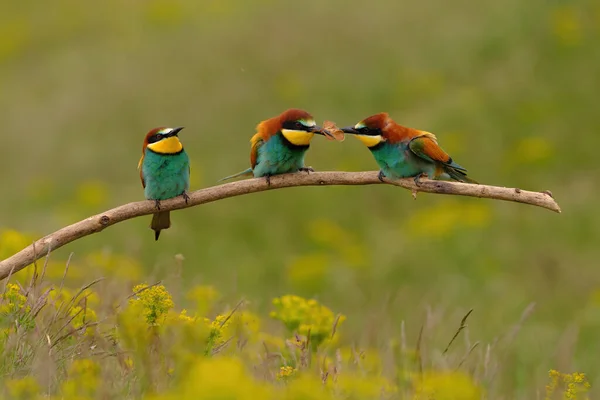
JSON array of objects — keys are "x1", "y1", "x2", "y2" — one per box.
[{"x1": 0, "y1": 171, "x2": 560, "y2": 281}]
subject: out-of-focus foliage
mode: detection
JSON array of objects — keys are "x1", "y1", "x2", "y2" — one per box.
[
  {"x1": 0, "y1": 257, "x2": 594, "y2": 399},
  {"x1": 1, "y1": 0, "x2": 599, "y2": 397}
]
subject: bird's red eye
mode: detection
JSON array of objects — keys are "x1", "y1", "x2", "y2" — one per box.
[{"x1": 147, "y1": 134, "x2": 161, "y2": 144}]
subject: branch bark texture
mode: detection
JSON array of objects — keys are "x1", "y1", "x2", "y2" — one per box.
[{"x1": 0, "y1": 171, "x2": 561, "y2": 281}]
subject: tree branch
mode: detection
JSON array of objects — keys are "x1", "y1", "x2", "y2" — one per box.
[{"x1": 0, "y1": 171, "x2": 561, "y2": 281}]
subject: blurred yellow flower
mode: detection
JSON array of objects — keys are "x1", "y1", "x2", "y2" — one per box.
[
  {"x1": 85, "y1": 251, "x2": 142, "y2": 281},
  {"x1": 60, "y1": 359, "x2": 100, "y2": 398},
  {"x1": 309, "y1": 219, "x2": 352, "y2": 248},
  {"x1": 281, "y1": 374, "x2": 334, "y2": 400},
  {"x1": 204, "y1": 314, "x2": 231, "y2": 348},
  {"x1": 229, "y1": 310, "x2": 261, "y2": 342},
  {"x1": 76, "y1": 180, "x2": 109, "y2": 208},
  {"x1": 551, "y1": 6, "x2": 582, "y2": 46},
  {"x1": 5, "y1": 376, "x2": 40, "y2": 399},
  {"x1": 129, "y1": 283, "x2": 174, "y2": 326},
  {"x1": 271, "y1": 295, "x2": 345, "y2": 348},
  {"x1": 200, "y1": 0, "x2": 237, "y2": 17},
  {"x1": 177, "y1": 309, "x2": 195, "y2": 324},
  {"x1": 144, "y1": 0, "x2": 185, "y2": 27},
  {"x1": 589, "y1": 288, "x2": 600, "y2": 307},
  {"x1": 413, "y1": 370, "x2": 482, "y2": 400},
  {"x1": 187, "y1": 284, "x2": 220, "y2": 313},
  {"x1": 0, "y1": 17, "x2": 30, "y2": 62},
  {"x1": 307, "y1": 219, "x2": 368, "y2": 268},
  {"x1": 0, "y1": 229, "x2": 35, "y2": 260},
  {"x1": 277, "y1": 365, "x2": 297, "y2": 381},
  {"x1": 546, "y1": 369, "x2": 591, "y2": 400},
  {"x1": 404, "y1": 200, "x2": 491, "y2": 238},
  {"x1": 0, "y1": 283, "x2": 30, "y2": 315},
  {"x1": 286, "y1": 253, "x2": 329, "y2": 290},
  {"x1": 336, "y1": 373, "x2": 398, "y2": 399},
  {"x1": 0, "y1": 283, "x2": 34, "y2": 336},
  {"x1": 149, "y1": 357, "x2": 272, "y2": 399},
  {"x1": 513, "y1": 136, "x2": 554, "y2": 165}
]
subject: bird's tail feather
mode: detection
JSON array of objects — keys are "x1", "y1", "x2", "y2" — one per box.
[
  {"x1": 445, "y1": 166, "x2": 479, "y2": 184},
  {"x1": 151, "y1": 211, "x2": 171, "y2": 241},
  {"x1": 218, "y1": 168, "x2": 253, "y2": 182}
]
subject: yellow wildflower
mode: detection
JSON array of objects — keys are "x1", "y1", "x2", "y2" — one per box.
[
  {"x1": 60, "y1": 359, "x2": 101, "y2": 398},
  {"x1": 204, "y1": 314, "x2": 231, "y2": 353},
  {"x1": 187, "y1": 284, "x2": 220, "y2": 315},
  {"x1": 277, "y1": 365, "x2": 297, "y2": 381},
  {"x1": 5, "y1": 376, "x2": 41, "y2": 399},
  {"x1": 0, "y1": 229, "x2": 34, "y2": 260},
  {"x1": 0, "y1": 283, "x2": 30, "y2": 314},
  {"x1": 546, "y1": 369, "x2": 591, "y2": 400},
  {"x1": 336, "y1": 373, "x2": 398, "y2": 399},
  {"x1": 271, "y1": 295, "x2": 345, "y2": 348},
  {"x1": 0, "y1": 283, "x2": 33, "y2": 334},
  {"x1": 148, "y1": 357, "x2": 273, "y2": 399},
  {"x1": 129, "y1": 284, "x2": 174, "y2": 326},
  {"x1": 413, "y1": 370, "x2": 482, "y2": 400},
  {"x1": 177, "y1": 309, "x2": 195, "y2": 324}
]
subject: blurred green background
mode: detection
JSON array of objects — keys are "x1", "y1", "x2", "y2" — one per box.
[{"x1": 1, "y1": 0, "x2": 599, "y2": 396}]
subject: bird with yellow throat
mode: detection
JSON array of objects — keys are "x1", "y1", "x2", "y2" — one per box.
[
  {"x1": 219, "y1": 109, "x2": 337, "y2": 184},
  {"x1": 341, "y1": 113, "x2": 477, "y2": 185},
  {"x1": 138, "y1": 126, "x2": 190, "y2": 240}
]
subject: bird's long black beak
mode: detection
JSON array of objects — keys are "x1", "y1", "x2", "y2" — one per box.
[
  {"x1": 170, "y1": 127, "x2": 185, "y2": 137},
  {"x1": 340, "y1": 126, "x2": 359, "y2": 134},
  {"x1": 310, "y1": 125, "x2": 335, "y2": 139}
]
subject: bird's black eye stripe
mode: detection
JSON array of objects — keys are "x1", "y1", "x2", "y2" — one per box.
[
  {"x1": 358, "y1": 127, "x2": 380, "y2": 135},
  {"x1": 147, "y1": 134, "x2": 162, "y2": 144},
  {"x1": 282, "y1": 120, "x2": 311, "y2": 131}
]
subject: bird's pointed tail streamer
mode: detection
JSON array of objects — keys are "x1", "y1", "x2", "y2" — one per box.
[{"x1": 218, "y1": 167, "x2": 253, "y2": 182}]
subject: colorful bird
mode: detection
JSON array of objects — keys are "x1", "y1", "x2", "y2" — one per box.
[
  {"x1": 341, "y1": 113, "x2": 477, "y2": 184},
  {"x1": 138, "y1": 126, "x2": 190, "y2": 241},
  {"x1": 219, "y1": 109, "x2": 336, "y2": 185}
]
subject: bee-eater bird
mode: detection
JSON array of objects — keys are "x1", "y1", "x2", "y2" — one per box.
[
  {"x1": 341, "y1": 113, "x2": 477, "y2": 185},
  {"x1": 219, "y1": 109, "x2": 336, "y2": 184},
  {"x1": 138, "y1": 126, "x2": 190, "y2": 241}
]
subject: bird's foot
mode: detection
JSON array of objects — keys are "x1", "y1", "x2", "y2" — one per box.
[
  {"x1": 299, "y1": 167, "x2": 314, "y2": 174},
  {"x1": 182, "y1": 192, "x2": 190, "y2": 204},
  {"x1": 413, "y1": 173, "x2": 426, "y2": 187},
  {"x1": 265, "y1": 174, "x2": 272, "y2": 186},
  {"x1": 154, "y1": 199, "x2": 161, "y2": 210},
  {"x1": 378, "y1": 170, "x2": 386, "y2": 182},
  {"x1": 411, "y1": 189, "x2": 418, "y2": 200}
]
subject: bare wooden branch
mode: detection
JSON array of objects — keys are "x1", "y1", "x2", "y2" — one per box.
[{"x1": 0, "y1": 171, "x2": 561, "y2": 281}]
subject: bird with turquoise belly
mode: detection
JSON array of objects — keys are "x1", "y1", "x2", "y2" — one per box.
[
  {"x1": 219, "y1": 109, "x2": 336, "y2": 185},
  {"x1": 341, "y1": 113, "x2": 477, "y2": 185},
  {"x1": 138, "y1": 126, "x2": 190, "y2": 241}
]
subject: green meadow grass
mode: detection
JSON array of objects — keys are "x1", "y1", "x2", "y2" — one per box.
[{"x1": 1, "y1": 0, "x2": 599, "y2": 398}]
